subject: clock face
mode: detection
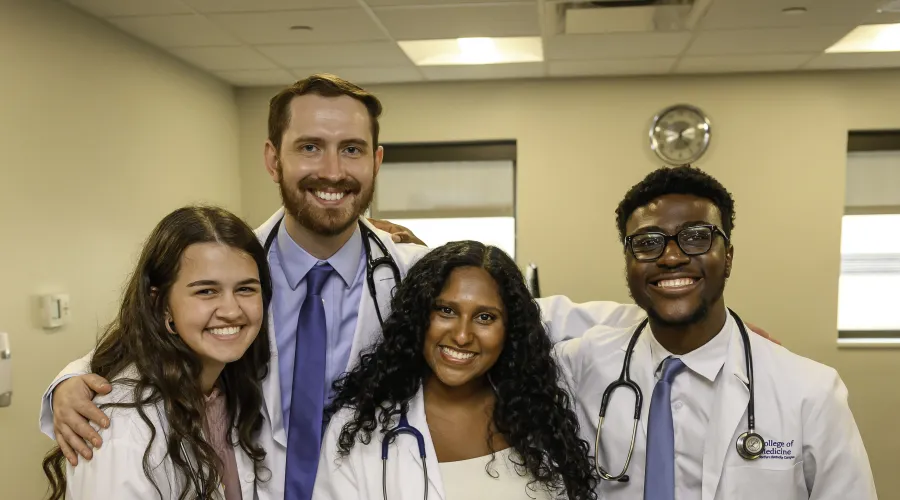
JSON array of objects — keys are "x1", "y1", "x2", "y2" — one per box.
[{"x1": 649, "y1": 105, "x2": 711, "y2": 165}]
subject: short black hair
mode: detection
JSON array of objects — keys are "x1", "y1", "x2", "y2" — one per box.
[{"x1": 615, "y1": 165, "x2": 736, "y2": 242}]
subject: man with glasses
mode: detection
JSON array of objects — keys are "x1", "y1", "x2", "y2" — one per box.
[{"x1": 555, "y1": 165, "x2": 877, "y2": 500}]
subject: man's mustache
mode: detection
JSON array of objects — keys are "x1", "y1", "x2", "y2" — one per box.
[{"x1": 297, "y1": 178, "x2": 361, "y2": 192}]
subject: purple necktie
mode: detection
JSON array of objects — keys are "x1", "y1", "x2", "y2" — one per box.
[
  {"x1": 285, "y1": 263, "x2": 333, "y2": 500},
  {"x1": 644, "y1": 356, "x2": 686, "y2": 500}
]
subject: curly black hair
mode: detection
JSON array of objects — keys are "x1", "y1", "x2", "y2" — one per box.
[
  {"x1": 615, "y1": 164, "x2": 736, "y2": 242},
  {"x1": 326, "y1": 240, "x2": 597, "y2": 500}
]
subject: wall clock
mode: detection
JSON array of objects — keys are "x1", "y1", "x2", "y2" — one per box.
[{"x1": 649, "y1": 104, "x2": 711, "y2": 165}]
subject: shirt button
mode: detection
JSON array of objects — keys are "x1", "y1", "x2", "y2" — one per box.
[
  {"x1": 244, "y1": 472, "x2": 255, "y2": 482},
  {"x1": 673, "y1": 401, "x2": 684, "y2": 410}
]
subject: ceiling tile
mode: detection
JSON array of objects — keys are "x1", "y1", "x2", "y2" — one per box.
[
  {"x1": 366, "y1": 0, "x2": 528, "y2": 5},
  {"x1": 421, "y1": 62, "x2": 544, "y2": 81},
  {"x1": 292, "y1": 66, "x2": 424, "y2": 84},
  {"x1": 209, "y1": 9, "x2": 386, "y2": 44},
  {"x1": 862, "y1": 10, "x2": 900, "y2": 24},
  {"x1": 216, "y1": 69, "x2": 296, "y2": 86},
  {"x1": 170, "y1": 47, "x2": 279, "y2": 71},
  {"x1": 109, "y1": 14, "x2": 242, "y2": 48},
  {"x1": 64, "y1": 0, "x2": 191, "y2": 17},
  {"x1": 183, "y1": 0, "x2": 358, "y2": 13},
  {"x1": 258, "y1": 41, "x2": 411, "y2": 68},
  {"x1": 675, "y1": 54, "x2": 814, "y2": 74},
  {"x1": 374, "y1": 4, "x2": 540, "y2": 40},
  {"x1": 548, "y1": 57, "x2": 675, "y2": 77},
  {"x1": 685, "y1": 26, "x2": 852, "y2": 56},
  {"x1": 803, "y1": 52, "x2": 900, "y2": 70},
  {"x1": 544, "y1": 32, "x2": 693, "y2": 60},
  {"x1": 699, "y1": 0, "x2": 884, "y2": 30}
]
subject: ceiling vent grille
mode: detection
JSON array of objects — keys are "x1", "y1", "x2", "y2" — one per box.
[{"x1": 551, "y1": 0, "x2": 704, "y2": 35}]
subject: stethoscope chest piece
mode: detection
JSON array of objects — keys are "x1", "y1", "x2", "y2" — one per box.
[{"x1": 736, "y1": 431, "x2": 765, "y2": 460}]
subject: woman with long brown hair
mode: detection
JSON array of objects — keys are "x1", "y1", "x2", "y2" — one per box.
[{"x1": 42, "y1": 205, "x2": 272, "y2": 499}]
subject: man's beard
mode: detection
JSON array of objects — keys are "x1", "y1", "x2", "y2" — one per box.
[
  {"x1": 279, "y1": 172, "x2": 375, "y2": 237},
  {"x1": 646, "y1": 300, "x2": 711, "y2": 327},
  {"x1": 630, "y1": 272, "x2": 727, "y2": 327}
]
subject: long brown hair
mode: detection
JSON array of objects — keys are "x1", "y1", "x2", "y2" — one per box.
[{"x1": 43, "y1": 205, "x2": 272, "y2": 499}]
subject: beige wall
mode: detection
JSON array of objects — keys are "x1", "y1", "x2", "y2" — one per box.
[
  {"x1": 0, "y1": 1, "x2": 241, "y2": 497},
  {"x1": 239, "y1": 69, "x2": 900, "y2": 494}
]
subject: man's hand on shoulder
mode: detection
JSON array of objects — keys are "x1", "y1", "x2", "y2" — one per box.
[
  {"x1": 367, "y1": 218, "x2": 426, "y2": 246},
  {"x1": 52, "y1": 374, "x2": 112, "y2": 465}
]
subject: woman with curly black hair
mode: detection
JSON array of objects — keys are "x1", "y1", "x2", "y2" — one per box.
[{"x1": 311, "y1": 240, "x2": 597, "y2": 500}]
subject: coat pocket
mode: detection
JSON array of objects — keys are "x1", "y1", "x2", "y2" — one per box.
[{"x1": 720, "y1": 460, "x2": 806, "y2": 500}]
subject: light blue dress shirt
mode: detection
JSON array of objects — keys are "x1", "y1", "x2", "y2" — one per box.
[{"x1": 269, "y1": 220, "x2": 365, "y2": 430}]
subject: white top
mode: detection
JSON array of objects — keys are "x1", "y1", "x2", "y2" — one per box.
[
  {"x1": 646, "y1": 318, "x2": 732, "y2": 500},
  {"x1": 440, "y1": 447, "x2": 554, "y2": 500}
]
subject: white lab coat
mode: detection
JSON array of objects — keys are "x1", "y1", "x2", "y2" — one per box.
[
  {"x1": 65, "y1": 365, "x2": 259, "y2": 499},
  {"x1": 40, "y1": 207, "x2": 647, "y2": 500},
  {"x1": 311, "y1": 387, "x2": 445, "y2": 500},
  {"x1": 554, "y1": 315, "x2": 878, "y2": 500},
  {"x1": 311, "y1": 387, "x2": 565, "y2": 500}
]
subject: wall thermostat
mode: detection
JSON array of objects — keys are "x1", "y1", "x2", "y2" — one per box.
[{"x1": 40, "y1": 294, "x2": 70, "y2": 329}]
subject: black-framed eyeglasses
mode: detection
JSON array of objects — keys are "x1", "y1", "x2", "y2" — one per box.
[{"x1": 624, "y1": 224, "x2": 729, "y2": 262}]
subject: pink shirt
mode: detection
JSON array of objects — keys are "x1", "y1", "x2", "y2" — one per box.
[{"x1": 204, "y1": 388, "x2": 243, "y2": 500}]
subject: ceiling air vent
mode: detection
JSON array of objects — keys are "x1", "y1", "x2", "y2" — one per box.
[
  {"x1": 552, "y1": 0, "x2": 701, "y2": 35},
  {"x1": 878, "y1": 0, "x2": 900, "y2": 13}
]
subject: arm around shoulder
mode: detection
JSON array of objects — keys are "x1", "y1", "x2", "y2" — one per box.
[
  {"x1": 537, "y1": 295, "x2": 645, "y2": 343},
  {"x1": 39, "y1": 350, "x2": 94, "y2": 438},
  {"x1": 803, "y1": 369, "x2": 878, "y2": 499}
]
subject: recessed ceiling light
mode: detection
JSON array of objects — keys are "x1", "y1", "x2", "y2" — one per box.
[
  {"x1": 398, "y1": 37, "x2": 543, "y2": 66},
  {"x1": 826, "y1": 23, "x2": 900, "y2": 52},
  {"x1": 781, "y1": 7, "x2": 807, "y2": 15},
  {"x1": 290, "y1": 25, "x2": 312, "y2": 31}
]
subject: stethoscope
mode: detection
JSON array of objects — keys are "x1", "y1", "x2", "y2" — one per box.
[
  {"x1": 382, "y1": 410, "x2": 428, "y2": 500},
  {"x1": 155, "y1": 404, "x2": 210, "y2": 498},
  {"x1": 594, "y1": 308, "x2": 765, "y2": 483},
  {"x1": 264, "y1": 216, "x2": 403, "y2": 328},
  {"x1": 379, "y1": 374, "x2": 501, "y2": 500},
  {"x1": 181, "y1": 440, "x2": 209, "y2": 499}
]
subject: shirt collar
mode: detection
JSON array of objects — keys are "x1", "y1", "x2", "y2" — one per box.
[
  {"x1": 647, "y1": 311, "x2": 734, "y2": 383},
  {"x1": 274, "y1": 218, "x2": 363, "y2": 290}
]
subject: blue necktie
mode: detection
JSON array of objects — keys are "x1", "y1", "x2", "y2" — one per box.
[
  {"x1": 285, "y1": 263, "x2": 333, "y2": 500},
  {"x1": 644, "y1": 357, "x2": 687, "y2": 500}
]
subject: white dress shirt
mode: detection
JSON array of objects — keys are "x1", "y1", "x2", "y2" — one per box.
[{"x1": 646, "y1": 316, "x2": 734, "y2": 500}]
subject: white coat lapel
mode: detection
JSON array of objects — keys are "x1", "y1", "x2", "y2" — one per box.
[
  {"x1": 263, "y1": 302, "x2": 286, "y2": 447},
  {"x1": 701, "y1": 319, "x2": 749, "y2": 500},
  {"x1": 405, "y1": 389, "x2": 445, "y2": 500},
  {"x1": 233, "y1": 429, "x2": 258, "y2": 500},
  {"x1": 257, "y1": 209, "x2": 287, "y2": 447},
  {"x1": 255, "y1": 207, "x2": 285, "y2": 244},
  {"x1": 345, "y1": 218, "x2": 401, "y2": 372}
]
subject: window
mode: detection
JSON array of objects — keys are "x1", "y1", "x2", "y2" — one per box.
[
  {"x1": 837, "y1": 132, "x2": 900, "y2": 344},
  {"x1": 370, "y1": 141, "x2": 517, "y2": 258}
]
